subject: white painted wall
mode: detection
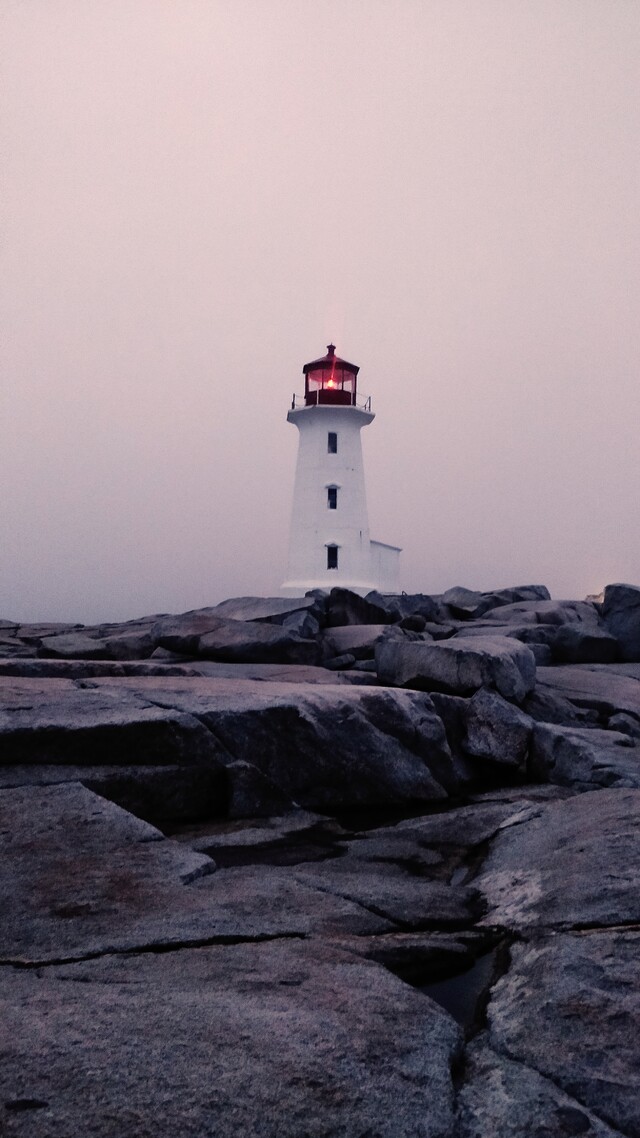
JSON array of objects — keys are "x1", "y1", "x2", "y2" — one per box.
[
  {"x1": 370, "y1": 540, "x2": 402, "y2": 593},
  {"x1": 282, "y1": 404, "x2": 378, "y2": 596}
]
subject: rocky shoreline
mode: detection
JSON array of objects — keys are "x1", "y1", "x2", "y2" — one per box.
[{"x1": 1, "y1": 583, "x2": 639, "y2": 1136}]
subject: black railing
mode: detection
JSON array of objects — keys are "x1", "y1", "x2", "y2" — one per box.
[{"x1": 290, "y1": 392, "x2": 372, "y2": 412}]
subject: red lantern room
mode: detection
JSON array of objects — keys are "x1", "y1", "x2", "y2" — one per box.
[{"x1": 302, "y1": 344, "x2": 359, "y2": 407}]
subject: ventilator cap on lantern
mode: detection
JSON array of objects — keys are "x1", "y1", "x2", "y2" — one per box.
[{"x1": 302, "y1": 344, "x2": 359, "y2": 406}]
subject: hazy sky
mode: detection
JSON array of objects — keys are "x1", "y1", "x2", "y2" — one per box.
[{"x1": 2, "y1": 0, "x2": 639, "y2": 622}]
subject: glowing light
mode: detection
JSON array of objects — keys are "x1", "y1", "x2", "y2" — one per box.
[{"x1": 327, "y1": 379, "x2": 335, "y2": 388}]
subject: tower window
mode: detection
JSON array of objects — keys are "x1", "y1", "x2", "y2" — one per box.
[
  {"x1": 327, "y1": 545, "x2": 338, "y2": 570},
  {"x1": 327, "y1": 487, "x2": 338, "y2": 510},
  {"x1": 327, "y1": 432, "x2": 337, "y2": 454}
]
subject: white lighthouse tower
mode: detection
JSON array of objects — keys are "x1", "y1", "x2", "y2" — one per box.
[{"x1": 282, "y1": 344, "x2": 401, "y2": 597}]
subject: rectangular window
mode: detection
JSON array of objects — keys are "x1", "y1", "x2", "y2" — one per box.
[
  {"x1": 327, "y1": 487, "x2": 338, "y2": 510},
  {"x1": 327, "y1": 432, "x2": 337, "y2": 454},
  {"x1": 327, "y1": 545, "x2": 338, "y2": 570}
]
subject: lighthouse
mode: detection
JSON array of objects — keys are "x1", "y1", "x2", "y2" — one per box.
[{"x1": 282, "y1": 344, "x2": 401, "y2": 597}]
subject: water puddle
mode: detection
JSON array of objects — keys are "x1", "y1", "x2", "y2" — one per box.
[{"x1": 419, "y1": 948, "x2": 498, "y2": 1029}]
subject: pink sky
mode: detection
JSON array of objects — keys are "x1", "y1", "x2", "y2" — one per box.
[{"x1": 2, "y1": 0, "x2": 639, "y2": 621}]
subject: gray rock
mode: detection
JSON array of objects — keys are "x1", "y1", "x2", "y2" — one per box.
[
  {"x1": 0, "y1": 939, "x2": 461, "y2": 1138},
  {"x1": 281, "y1": 608, "x2": 320, "y2": 638},
  {"x1": 531, "y1": 722, "x2": 640, "y2": 789},
  {"x1": 458, "y1": 1035, "x2": 624, "y2": 1138},
  {"x1": 323, "y1": 651, "x2": 356, "y2": 670},
  {"x1": 151, "y1": 608, "x2": 234, "y2": 653},
  {"x1": 376, "y1": 636, "x2": 536, "y2": 703},
  {"x1": 224, "y1": 759, "x2": 298, "y2": 817},
  {"x1": 293, "y1": 861, "x2": 483, "y2": 928},
  {"x1": 601, "y1": 582, "x2": 640, "y2": 661},
  {"x1": 36, "y1": 632, "x2": 106, "y2": 658},
  {"x1": 479, "y1": 599, "x2": 600, "y2": 627},
  {"x1": 109, "y1": 676, "x2": 457, "y2": 808},
  {"x1": 442, "y1": 586, "x2": 552, "y2": 621},
  {"x1": 0, "y1": 782, "x2": 223, "y2": 963},
  {"x1": 365, "y1": 590, "x2": 441, "y2": 622},
  {"x1": 0, "y1": 677, "x2": 227, "y2": 769},
  {"x1": 536, "y1": 663, "x2": 640, "y2": 720},
  {"x1": 0, "y1": 762, "x2": 225, "y2": 825},
  {"x1": 326, "y1": 588, "x2": 395, "y2": 627},
  {"x1": 465, "y1": 689, "x2": 533, "y2": 769},
  {"x1": 486, "y1": 931, "x2": 640, "y2": 1137},
  {"x1": 441, "y1": 586, "x2": 487, "y2": 619},
  {"x1": 476, "y1": 788, "x2": 640, "y2": 929},
  {"x1": 552, "y1": 624, "x2": 619, "y2": 664},
  {"x1": 322, "y1": 623, "x2": 388, "y2": 659},
  {"x1": 608, "y1": 711, "x2": 640, "y2": 739},
  {"x1": 523, "y1": 685, "x2": 601, "y2": 727},
  {"x1": 198, "y1": 620, "x2": 320, "y2": 665},
  {"x1": 14, "y1": 621, "x2": 84, "y2": 642},
  {"x1": 0, "y1": 636, "x2": 37, "y2": 658},
  {"x1": 212, "y1": 594, "x2": 318, "y2": 624}
]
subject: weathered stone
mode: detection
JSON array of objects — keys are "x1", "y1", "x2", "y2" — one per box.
[
  {"x1": 323, "y1": 651, "x2": 356, "y2": 670},
  {"x1": 465, "y1": 689, "x2": 533, "y2": 769},
  {"x1": 0, "y1": 938, "x2": 461, "y2": 1138},
  {"x1": 36, "y1": 632, "x2": 105, "y2": 658},
  {"x1": 0, "y1": 782, "x2": 222, "y2": 963},
  {"x1": 212, "y1": 594, "x2": 318, "y2": 624},
  {"x1": 0, "y1": 636, "x2": 37, "y2": 658},
  {"x1": 0, "y1": 677, "x2": 226, "y2": 769},
  {"x1": 281, "y1": 608, "x2": 320, "y2": 638},
  {"x1": 487, "y1": 931, "x2": 640, "y2": 1137},
  {"x1": 326, "y1": 587, "x2": 395, "y2": 627},
  {"x1": 441, "y1": 586, "x2": 486, "y2": 619},
  {"x1": 523, "y1": 684, "x2": 602, "y2": 728},
  {"x1": 458, "y1": 1036, "x2": 624, "y2": 1138},
  {"x1": 531, "y1": 722, "x2": 640, "y2": 789},
  {"x1": 481, "y1": 599, "x2": 600, "y2": 627},
  {"x1": 536, "y1": 663, "x2": 640, "y2": 721},
  {"x1": 294, "y1": 861, "x2": 483, "y2": 929},
  {"x1": 152, "y1": 608, "x2": 232, "y2": 653},
  {"x1": 601, "y1": 582, "x2": 640, "y2": 661},
  {"x1": 552, "y1": 624, "x2": 619, "y2": 664},
  {"x1": 376, "y1": 636, "x2": 536, "y2": 703},
  {"x1": 365, "y1": 590, "x2": 441, "y2": 622},
  {"x1": 0, "y1": 762, "x2": 225, "y2": 825},
  {"x1": 322, "y1": 623, "x2": 388, "y2": 659},
  {"x1": 224, "y1": 759, "x2": 298, "y2": 818},
  {"x1": 14, "y1": 621, "x2": 84, "y2": 642},
  {"x1": 198, "y1": 620, "x2": 320, "y2": 665},
  {"x1": 609, "y1": 711, "x2": 640, "y2": 739},
  {"x1": 476, "y1": 788, "x2": 640, "y2": 929}
]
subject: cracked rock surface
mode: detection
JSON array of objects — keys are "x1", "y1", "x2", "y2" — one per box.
[{"x1": 2, "y1": 586, "x2": 640, "y2": 1135}]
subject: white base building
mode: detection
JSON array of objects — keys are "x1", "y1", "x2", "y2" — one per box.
[{"x1": 282, "y1": 345, "x2": 400, "y2": 597}]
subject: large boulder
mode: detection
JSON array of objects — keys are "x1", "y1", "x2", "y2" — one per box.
[
  {"x1": 0, "y1": 676, "x2": 461, "y2": 812},
  {"x1": 376, "y1": 636, "x2": 536, "y2": 703},
  {"x1": 322, "y1": 623, "x2": 389, "y2": 660},
  {"x1": 530, "y1": 722, "x2": 640, "y2": 789},
  {"x1": 551, "y1": 624, "x2": 619, "y2": 664},
  {"x1": 40, "y1": 630, "x2": 155, "y2": 660},
  {"x1": 212, "y1": 595, "x2": 320, "y2": 625},
  {"x1": 325, "y1": 588, "x2": 395, "y2": 627},
  {"x1": 601, "y1": 582, "x2": 640, "y2": 661},
  {"x1": 153, "y1": 611, "x2": 319, "y2": 665},
  {"x1": 465, "y1": 689, "x2": 533, "y2": 770},
  {"x1": 366, "y1": 591, "x2": 441, "y2": 622},
  {"x1": 477, "y1": 599, "x2": 600, "y2": 627}
]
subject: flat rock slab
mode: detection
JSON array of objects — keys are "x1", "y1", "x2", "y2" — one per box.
[
  {"x1": 476, "y1": 788, "x2": 640, "y2": 929},
  {"x1": 536, "y1": 664, "x2": 640, "y2": 721},
  {"x1": 0, "y1": 678, "x2": 224, "y2": 768},
  {"x1": 457, "y1": 1036, "x2": 624, "y2": 1138},
  {"x1": 80, "y1": 677, "x2": 458, "y2": 808},
  {"x1": 0, "y1": 939, "x2": 460, "y2": 1138},
  {"x1": 0, "y1": 784, "x2": 398, "y2": 964},
  {"x1": 531, "y1": 722, "x2": 640, "y2": 789},
  {"x1": 376, "y1": 636, "x2": 536, "y2": 702},
  {"x1": 487, "y1": 931, "x2": 640, "y2": 1138},
  {"x1": 212, "y1": 594, "x2": 317, "y2": 622},
  {"x1": 293, "y1": 862, "x2": 482, "y2": 929}
]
